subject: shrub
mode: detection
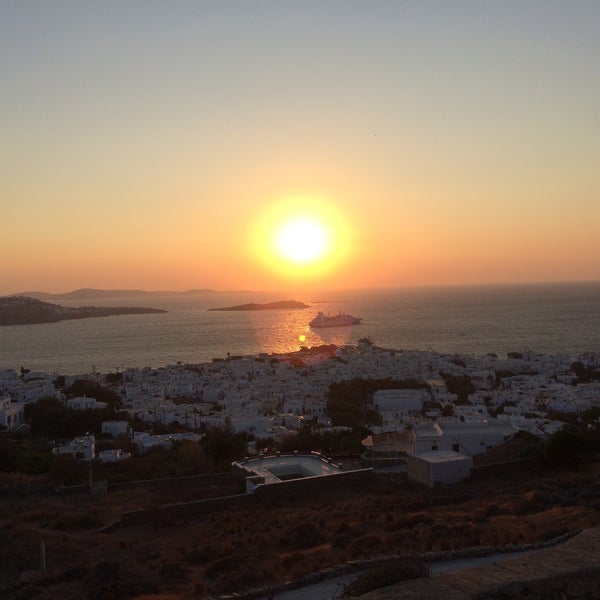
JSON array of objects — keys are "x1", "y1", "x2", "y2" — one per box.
[
  {"x1": 331, "y1": 533, "x2": 353, "y2": 549},
  {"x1": 347, "y1": 534, "x2": 382, "y2": 559},
  {"x1": 49, "y1": 454, "x2": 87, "y2": 483},
  {"x1": 282, "y1": 522, "x2": 324, "y2": 551},
  {"x1": 48, "y1": 511, "x2": 103, "y2": 531},
  {"x1": 543, "y1": 427, "x2": 590, "y2": 464},
  {"x1": 204, "y1": 554, "x2": 239, "y2": 580},
  {"x1": 334, "y1": 521, "x2": 362, "y2": 538},
  {"x1": 160, "y1": 561, "x2": 191, "y2": 580}
]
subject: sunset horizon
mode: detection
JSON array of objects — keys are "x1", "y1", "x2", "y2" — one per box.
[
  {"x1": 2, "y1": 4, "x2": 600, "y2": 597},
  {"x1": 2, "y1": 2, "x2": 599, "y2": 298},
  {"x1": 4, "y1": 277, "x2": 600, "y2": 301}
]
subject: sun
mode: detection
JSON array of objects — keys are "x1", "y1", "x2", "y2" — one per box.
[
  {"x1": 275, "y1": 218, "x2": 329, "y2": 265},
  {"x1": 251, "y1": 195, "x2": 353, "y2": 281}
]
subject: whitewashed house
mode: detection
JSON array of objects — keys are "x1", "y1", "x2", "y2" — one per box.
[
  {"x1": 414, "y1": 419, "x2": 516, "y2": 456},
  {"x1": 0, "y1": 396, "x2": 25, "y2": 430},
  {"x1": 373, "y1": 389, "x2": 428, "y2": 413},
  {"x1": 97, "y1": 449, "x2": 131, "y2": 462},
  {"x1": 304, "y1": 397, "x2": 327, "y2": 417},
  {"x1": 131, "y1": 431, "x2": 201, "y2": 454},
  {"x1": 52, "y1": 435, "x2": 96, "y2": 461},
  {"x1": 0, "y1": 369, "x2": 19, "y2": 392},
  {"x1": 283, "y1": 397, "x2": 304, "y2": 416},
  {"x1": 66, "y1": 396, "x2": 108, "y2": 411},
  {"x1": 101, "y1": 420, "x2": 131, "y2": 438},
  {"x1": 372, "y1": 389, "x2": 428, "y2": 428},
  {"x1": 10, "y1": 378, "x2": 60, "y2": 403},
  {"x1": 408, "y1": 451, "x2": 473, "y2": 487}
]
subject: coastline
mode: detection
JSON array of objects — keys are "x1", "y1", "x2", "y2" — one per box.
[{"x1": 1, "y1": 283, "x2": 599, "y2": 373}]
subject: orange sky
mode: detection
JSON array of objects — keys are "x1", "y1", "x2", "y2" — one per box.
[{"x1": 1, "y1": 3, "x2": 599, "y2": 295}]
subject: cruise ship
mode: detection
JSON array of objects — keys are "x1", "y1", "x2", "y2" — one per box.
[{"x1": 309, "y1": 311, "x2": 362, "y2": 328}]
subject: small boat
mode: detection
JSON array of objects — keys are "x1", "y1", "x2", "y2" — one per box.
[{"x1": 309, "y1": 311, "x2": 361, "y2": 328}]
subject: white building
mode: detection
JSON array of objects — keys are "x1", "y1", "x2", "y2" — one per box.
[
  {"x1": 414, "y1": 419, "x2": 516, "y2": 456},
  {"x1": 9, "y1": 378, "x2": 60, "y2": 403},
  {"x1": 66, "y1": 397, "x2": 108, "y2": 411},
  {"x1": 0, "y1": 369, "x2": 19, "y2": 391},
  {"x1": 303, "y1": 397, "x2": 327, "y2": 417},
  {"x1": 407, "y1": 451, "x2": 473, "y2": 487},
  {"x1": 361, "y1": 430, "x2": 416, "y2": 467},
  {"x1": 0, "y1": 396, "x2": 25, "y2": 430},
  {"x1": 52, "y1": 435, "x2": 96, "y2": 461},
  {"x1": 372, "y1": 389, "x2": 429, "y2": 413},
  {"x1": 101, "y1": 420, "x2": 131, "y2": 438},
  {"x1": 131, "y1": 431, "x2": 201, "y2": 454},
  {"x1": 97, "y1": 449, "x2": 132, "y2": 462}
]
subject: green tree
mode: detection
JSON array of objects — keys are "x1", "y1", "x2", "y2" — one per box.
[
  {"x1": 25, "y1": 396, "x2": 115, "y2": 439},
  {"x1": 276, "y1": 426, "x2": 368, "y2": 455},
  {"x1": 441, "y1": 404, "x2": 454, "y2": 417},
  {"x1": 64, "y1": 379, "x2": 121, "y2": 410},
  {"x1": 327, "y1": 377, "x2": 429, "y2": 428},
  {"x1": 570, "y1": 361, "x2": 600, "y2": 384},
  {"x1": 543, "y1": 427, "x2": 589, "y2": 464},
  {"x1": 105, "y1": 371, "x2": 123, "y2": 385},
  {"x1": 439, "y1": 372, "x2": 475, "y2": 403},
  {"x1": 201, "y1": 428, "x2": 248, "y2": 471},
  {"x1": 25, "y1": 397, "x2": 68, "y2": 438},
  {"x1": 178, "y1": 440, "x2": 211, "y2": 474}
]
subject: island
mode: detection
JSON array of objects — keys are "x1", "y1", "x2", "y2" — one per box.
[
  {"x1": 0, "y1": 295, "x2": 166, "y2": 326},
  {"x1": 208, "y1": 300, "x2": 309, "y2": 311}
]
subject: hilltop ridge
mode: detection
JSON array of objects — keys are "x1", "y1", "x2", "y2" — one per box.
[
  {"x1": 0, "y1": 295, "x2": 166, "y2": 326},
  {"x1": 10, "y1": 288, "x2": 235, "y2": 301},
  {"x1": 208, "y1": 300, "x2": 310, "y2": 311}
]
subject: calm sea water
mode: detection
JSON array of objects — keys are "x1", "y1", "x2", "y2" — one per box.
[{"x1": 1, "y1": 282, "x2": 599, "y2": 374}]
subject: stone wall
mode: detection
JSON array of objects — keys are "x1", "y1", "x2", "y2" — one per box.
[
  {"x1": 121, "y1": 468, "x2": 373, "y2": 526},
  {"x1": 252, "y1": 468, "x2": 373, "y2": 501},
  {"x1": 121, "y1": 492, "x2": 250, "y2": 526},
  {"x1": 56, "y1": 471, "x2": 234, "y2": 494},
  {"x1": 355, "y1": 527, "x2": 600, "y2": 599}
]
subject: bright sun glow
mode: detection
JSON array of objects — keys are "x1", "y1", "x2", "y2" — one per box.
[
  {"x1": 251, "y1": 195, "x2": 353, "y2": 282},
  {"x1": 275, "y1": 218, "x2": 329, "y2": 264}
]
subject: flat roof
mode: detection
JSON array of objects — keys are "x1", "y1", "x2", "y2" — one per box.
[
  {"x1": 373, "y1": 389, "x2": 427, "y2": 398},
  {"x1": 235, "y1": 454, "x2": 343, "y2": 485},
  {"x1": 410, "y1": 450, "x2": 472, "y2": 464}
]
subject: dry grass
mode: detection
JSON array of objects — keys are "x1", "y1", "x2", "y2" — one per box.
[{"x1": 1, "y1": 462, "x2": 599, "y2": 599}]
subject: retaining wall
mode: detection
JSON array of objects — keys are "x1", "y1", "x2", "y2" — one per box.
[
  {"x1": 253, "y1": 468, "x2": 372, "y2": 501},
  {"x1": 121, "y1": 468, "x2": 373, "y2": 526},
  {"x1": 56, "y1": 471, "x2": 234, "y2": 495},
  {"x1": 355, "y1": 527, "x2": 600, "y2": 599}
]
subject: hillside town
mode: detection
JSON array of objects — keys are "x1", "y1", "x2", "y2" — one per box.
[
  {"x1": 1, "y1": 340, "x2": 599, "y2": 477},
  {"x1": 2, "y1": 341, "x2": 600, "y2": 599}
]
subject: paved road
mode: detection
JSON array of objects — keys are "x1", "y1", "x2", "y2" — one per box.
[
  {"x1": 256, "y1": 572, "x2": 358, "y2": 600},
  {"x1": 428, "y1": 549, "x2": 532, "y2": 575},
  {"x1": 256, "y1": 550, "x2": 535, "y2": 600}
]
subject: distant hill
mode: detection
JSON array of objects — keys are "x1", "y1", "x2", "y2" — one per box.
[
  {"x1": 0, "y1": 296, "x2": 166, "y2": 326},
  {"x1": 12, "y1": 288, "x2": 222, "y2": 301},
  {"x1": 208, "y1": 300, "x2": 310, "y2": 311}
]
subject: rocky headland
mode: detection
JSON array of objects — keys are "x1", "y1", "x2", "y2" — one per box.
[{"x1": 0, "y1": 295, "x2": 166, "y2": 326}]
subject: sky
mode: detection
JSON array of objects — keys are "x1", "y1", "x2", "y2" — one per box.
[{"x1": 1, "y1": 1, "x2": 599, "y2": 295}]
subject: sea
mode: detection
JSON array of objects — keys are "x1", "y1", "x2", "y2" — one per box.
[{"x1": 1, "y1": 282, "x2": 599, "y2": 375}]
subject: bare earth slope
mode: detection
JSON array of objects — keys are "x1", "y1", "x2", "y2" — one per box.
[{"x1": 1, "y1": 461, "x2": 598, "y2": 599}]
